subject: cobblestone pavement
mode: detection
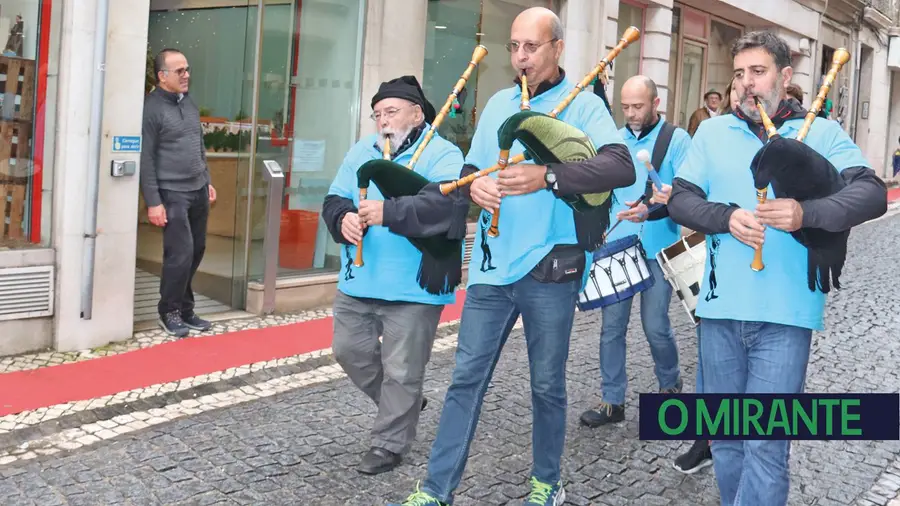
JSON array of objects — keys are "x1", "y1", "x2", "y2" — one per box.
[{"x1": 1, "y1": 211, "x2": 900, "y2": 505}]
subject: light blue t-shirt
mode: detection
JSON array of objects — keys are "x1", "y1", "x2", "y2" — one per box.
[
  {"x1": 466, "y1": 76, "x2": 626, "y2": 288},
  {"x1": 327, "y1": 125, "x2": 464, "y2": 305},
  {"x1": 607, "y1": 120, "x2": 691, "y2": 259},
  {"x1": 676, "y1": 114, "x2": 870, "y2": 331}
]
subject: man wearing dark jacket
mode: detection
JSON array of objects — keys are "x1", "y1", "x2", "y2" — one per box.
[
  {"x1": 140, "y1": 48, "x2": 216, "y2": 338},
  {"x1": 321, "y1": 75, "x2": 465, "y2": 475}
]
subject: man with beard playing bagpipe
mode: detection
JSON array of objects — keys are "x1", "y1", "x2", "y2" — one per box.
[
  {"x1": 390, "y1": 7, "x2": 638, "y2": 506},
  {"x1": 667, "y1": 31, "x2": 887, "y2": 505},
  {"x1": 322, "y1": 75, "x2": 468, "y2": 475}
]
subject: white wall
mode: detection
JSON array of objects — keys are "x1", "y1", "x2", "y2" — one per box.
[
  {"x1": 357, "y1": 0, "x2": 428, "y2": 140},
  {"x1": 856, "y1": 26, "x2": 892, "y2": 178},
  {"x1": 52, "y1": 0, "x2": 149, "y2": 352}
]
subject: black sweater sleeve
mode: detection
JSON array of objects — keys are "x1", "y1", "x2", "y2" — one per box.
[
  {"x1": 551, "y1": 143, "x2": 636, "y2": 195},
  {"x1": 382, "y1": 182, "x2": 470, "y2": 240},
  {"x1": 800, "y1": 166, "x2": 887, "y2": 231},
  {"x1": 667, "y1": 177, "x2": 738, "y2": 234},
  {"x1": 322, "y1": 194, "x2": 357, "y2": 245}
]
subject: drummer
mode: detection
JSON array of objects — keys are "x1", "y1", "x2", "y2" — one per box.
[{"x1": 580, "y1": 75, "x2": 690, "y2": 427}]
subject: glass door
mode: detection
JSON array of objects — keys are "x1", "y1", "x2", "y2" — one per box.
[
  {"x1": 136, "y1": 1, "x2": 255, "y2": 322},
  {"x1": 239, "y1": 0, "x2": 367, "y2": 293},
  {"x1": 678, "y1": 41, "x2": 707, "y2": 127}
]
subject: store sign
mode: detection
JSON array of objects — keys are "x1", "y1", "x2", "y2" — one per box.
[{"x1": 112, "y1": 136, "x2": 141, "y2": 153}]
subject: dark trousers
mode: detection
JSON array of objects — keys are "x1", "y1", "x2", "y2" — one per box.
[{"x1": 158, "y1": 187, "x2": 209, "y2": 317}]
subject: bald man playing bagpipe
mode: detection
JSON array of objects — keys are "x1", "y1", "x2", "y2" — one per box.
[{"x1": 391, "y1": 7, "x2": 638, "y2": 506}]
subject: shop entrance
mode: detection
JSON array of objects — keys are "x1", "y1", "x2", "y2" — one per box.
[
  {"x1": 135, "y1": 0, "x2": 262, "y2": 325},
  {"x1": 134, "y1": 0, "x2": 367, "y2": 325}
]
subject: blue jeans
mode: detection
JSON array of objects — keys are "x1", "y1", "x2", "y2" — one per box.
[
  {"x1": 599, "y1": 259, "x2": 681, "y2": 405},
  {"x1": 699, "y1": 318, "x2": 812, "y2": 506},
  {"x1": 421, "y1": 275, "x2": 580, "y2": 504},
  {"x1": 695, "y1": 324, "x2": 703, "y2": 393}
]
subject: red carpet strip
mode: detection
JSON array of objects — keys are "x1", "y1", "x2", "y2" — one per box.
[{"x1": 0, "y1": 291, "x2": 466, "y2": 417}]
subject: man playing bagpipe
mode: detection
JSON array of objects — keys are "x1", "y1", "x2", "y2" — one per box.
[
  {"x1": 667, "y1": 31, "x2": 887, "y2": 505},
  {"x1": 322, "y1": 75, "x2": 466, "y2": 476},
  {"x1": 391, "y1": 7, "x2": 635, "y2": 506},
  {"x1": 580, "y1": 75, "x2": 690, "y2": 430}
]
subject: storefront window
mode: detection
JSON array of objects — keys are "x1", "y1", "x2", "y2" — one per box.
[
  {"x1": 612, "y1": 1, "x2": 644, "y2": 128},
  {"x1": 0, "y1": 1, "x2": 56, "y2": 250},
  {"x1": 668, "y1": 4, "x2": 742, "y2": 127},
  {"x1": 244, "y1": 0, "x2": 366, "y2": 280},
  {"x1": 423, "y1": 0, "x2": 558, "y2": 155},
  {"x1": 423, "y1": 0, "x2": 557, "y2": 222}
]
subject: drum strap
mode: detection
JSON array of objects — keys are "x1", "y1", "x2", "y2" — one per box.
[{"x1": 650, "y1": 121, "x2": 677, "y2": 174}]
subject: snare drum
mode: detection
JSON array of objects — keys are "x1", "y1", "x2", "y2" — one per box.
[
  {"x1": 577, "y1": 234, "x2": 655, "y2": 312},
  {"x1": 656, "y1": 231, "x2": 706, "y2": 324}
]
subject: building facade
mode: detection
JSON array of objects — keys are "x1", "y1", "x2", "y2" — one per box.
[{"x1": 0, "y1": 0, "x2": 896, "y2": 357}]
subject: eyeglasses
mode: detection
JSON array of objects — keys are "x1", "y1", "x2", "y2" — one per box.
[
  {"x1": 505, "y1": 39, "x2": 557, "y2": 54},
  {"x1": 163, "y1": 66, "x2": 191, "y2": 77},
  {"x1": 369, "y1": 105, "x2": 413, "y2": 121}
]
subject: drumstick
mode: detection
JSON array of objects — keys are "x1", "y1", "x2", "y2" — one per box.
[
  {"x1": 605, "y1": 193, "x2": 651, "y2": 237},
  {"x1": 636, "y1": 149, "x2": 665, "y2": 191}
]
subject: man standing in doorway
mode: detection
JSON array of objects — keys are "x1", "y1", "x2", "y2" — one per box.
[
  {"x1": 140, "y1": 48, "x2": 216, "y2": 338},
  {"x1": 686, "y1": 90, "x2": 722, "y2": 136}
]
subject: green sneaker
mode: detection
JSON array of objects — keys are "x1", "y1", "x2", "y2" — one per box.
[
  {"x1": 524, "y1": 476, "x2": 566, "y2": 505},
  {"x1": 388, "y1": 483, "x2": 448, "y2": 506}
]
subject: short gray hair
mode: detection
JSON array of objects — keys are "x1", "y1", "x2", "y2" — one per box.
[
  {"x1": 731, "y1": 31, "x2": 792, "y2": 70},
  {"x1": 549, "y1": 12, "x2": 564, "y2": 41}
]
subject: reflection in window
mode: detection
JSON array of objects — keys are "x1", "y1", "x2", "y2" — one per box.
[
  {"x1": 0, "y1": 1, "x2": 55, "y2": 249},
  {"x1": 423, "y1": 0, "x2": 557, "y2": 222},
  {"x1": 423, "y1": 0, "x2": 557, "y2": 157}
]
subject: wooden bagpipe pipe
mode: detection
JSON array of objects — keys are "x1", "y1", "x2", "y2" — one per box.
[
  {"x1": 438, "y1": 26, "x2": 642, "y2": 251},
  {"x1": 749, "y1": 47, "x2": 851, "y2": 293},
  {"x1": 352, "y1": 44, "x2": 489, "y2": 295}
]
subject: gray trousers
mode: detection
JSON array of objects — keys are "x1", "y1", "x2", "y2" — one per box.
[{"x1": 332, "y1": 290, "x2": 443, "y2": 454}]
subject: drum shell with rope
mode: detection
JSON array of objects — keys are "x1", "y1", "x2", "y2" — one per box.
[
  {"x1": 577, "y1": 234, "x2": 655, "y2": 312},
  {"x1": 656, "y1": 231, "x2": 706, "y2": 324}
]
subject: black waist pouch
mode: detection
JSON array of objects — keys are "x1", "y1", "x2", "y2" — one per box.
[{"x1": 529, "y1": 244, "x2": 586, "y2": 284}]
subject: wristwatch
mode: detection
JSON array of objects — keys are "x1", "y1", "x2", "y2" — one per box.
[{"x1": 544, "y1": 166, "x2": 558, "y2": 191}]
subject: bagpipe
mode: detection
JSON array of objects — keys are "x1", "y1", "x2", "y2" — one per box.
[
  {"x1": 438, "y1": 26, "x2": 642, "y2": 251},
  {"x1": 749, "y1": 47, "x2": 851, "y2": 293},
  {"x1": 353, "y1": 44, "x2": 489, "y2": 295}
]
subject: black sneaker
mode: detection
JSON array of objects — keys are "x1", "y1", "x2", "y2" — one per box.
[
  {"x1": 159, "y1": 311, "x2": 189, "y2": 338},
  {"x1": 580, "y1": 402, "x2": 625, "y2": 427},
  {"x1": 181, "y1": 312, "x2": 211, "y2": 331},
  {"x1": 673, "y1": 439, "x2": 713, "y2": 474}
]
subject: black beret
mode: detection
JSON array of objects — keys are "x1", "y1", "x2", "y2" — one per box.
[{"x1": 371, "y1": 75, "x2": 436, "y2": 124}]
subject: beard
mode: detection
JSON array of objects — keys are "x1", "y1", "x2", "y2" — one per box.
[
  {"x1": 375, "y1": 124, "x2": 414, "y2": 155},
  {"x1": 627, "y1": 109, "x2": 655, "y2": 134},
  {"x1": 738, "y1": 81, "x2": 783, "y2": 121}
]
